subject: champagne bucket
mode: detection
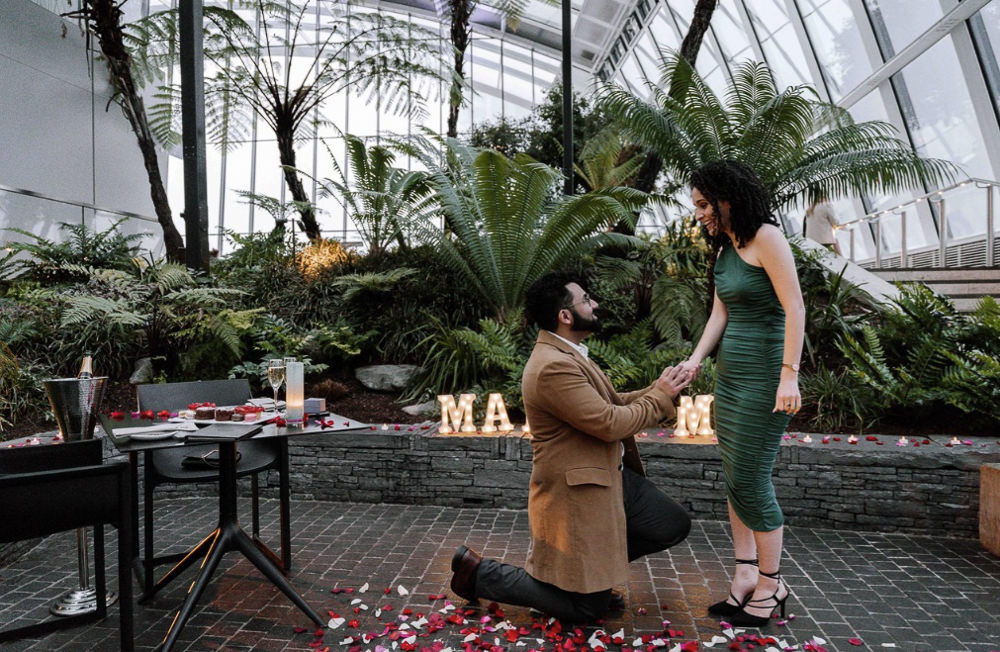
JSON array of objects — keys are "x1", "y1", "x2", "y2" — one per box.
[{"x1": 43, "y1": 377, "x2": 108, "y2": 441}]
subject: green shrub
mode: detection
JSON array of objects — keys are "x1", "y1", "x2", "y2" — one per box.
[{"x1": 4, "y1": 219, "x2": 147, "y2": 281}]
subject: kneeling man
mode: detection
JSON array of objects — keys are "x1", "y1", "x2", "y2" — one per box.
[{"x1": 449, "y1": 271, "x2": 692, "y2": 623}]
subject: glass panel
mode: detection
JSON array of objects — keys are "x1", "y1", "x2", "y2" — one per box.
[
  {"x1": 647, "y1": 8, "x2": 680, "y2": 55},
  {"x1": 801, "y1": 0, "x2": 873, "y2": 101},
  {"x1": 980, "y1": 0, "x2": 1000, "y2": 53},
  {"x1": 619, "y1": 54, "x2": 646, "y2": 91},
  {"x1": 221, "y1": 142, "x2": 253, "y2": 237},
  {"x1": 745, "y1": 0, "x2": 811, "y2": 88},
  {"x1": 713, "y1": 0, "x2": 754, "y2": 64},
  {"x1": 897, "y1": 36, "x2": 995, "y2": 237},
  {"x1": 862, "y1": 0, "x2": 943, "y2": 56}
]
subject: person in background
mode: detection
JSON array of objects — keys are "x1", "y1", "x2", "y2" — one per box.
[
  {"x1": 803, "y1": 194, "x2": 842, "y2": 255},
  {"x1": 448, "y1": 271, "x2": 692, "y2": 624},
  {"x1": 680, "y1": 160, "x2": 805, "y2": 628}
]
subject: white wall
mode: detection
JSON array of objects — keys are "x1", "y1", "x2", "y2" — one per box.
[{"x1": 0, "y1": 0, "x2": 165, "y2": 253}]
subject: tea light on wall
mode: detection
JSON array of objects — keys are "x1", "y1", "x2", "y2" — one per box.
[
  {"x1": 285, "y1": 361, "x2": 304, "y2": 423},
  {"x1": 438, "y1": 393, "x2": 477, "y2": 434},
  {"x1": 480, "y1": 393, "x2": 513, "y2": 433}
]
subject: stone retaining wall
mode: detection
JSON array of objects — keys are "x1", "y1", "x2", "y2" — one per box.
[{"x1": 285, "y1": 430, "x2": 1000, "y2": 538}]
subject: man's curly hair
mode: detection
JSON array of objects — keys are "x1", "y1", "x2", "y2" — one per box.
[
  {"x1": 689, "y1": 160, "x2": 778, "y2": 249},
  {"x1": 525, "y1": 271, "x2": 582, "y2": 332}
]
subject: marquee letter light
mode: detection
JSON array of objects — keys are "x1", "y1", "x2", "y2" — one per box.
[
  {"x1": 674, "y1": 394, "x2": 714, "y2": 437},
  {"x1": 481, "y1": 393, "x2": 513, "y2": 433},
  {"x1": 693, "y1": 394, "x2": 715, "y2": 436},
  {"x1": 438, "y1": 393, "x2": 477, "y2": 434},
  {"x1": 674, "y1": 395, "x2": 694, "y2": 437}
]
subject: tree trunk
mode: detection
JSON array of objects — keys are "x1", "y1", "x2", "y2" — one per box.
[
  {"x1": 276, "y1": 128, "x2": 320, "y2": 240},
  {"x1": 83, "y1": 0, "x2": 185, "y2": 262},
  {"x1": 446, "y1": 0, "x2": 473, "y2": 139},
  {"x1": 634, "y1": 0, "x2": 718, "y2": 195}
]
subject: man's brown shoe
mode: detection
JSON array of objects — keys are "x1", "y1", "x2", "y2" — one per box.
[{"x1": 450, "y1": 545, "x2": 482, "y2": 602}]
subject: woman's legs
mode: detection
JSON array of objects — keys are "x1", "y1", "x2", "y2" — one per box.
[
  {"x1": 724, "y1": 499, "x2": 759, "y2": 606},
  {"x1": 742, "y1": 525, "x2": 788, "y2": 618}
]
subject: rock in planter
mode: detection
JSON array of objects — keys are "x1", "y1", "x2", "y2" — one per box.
[
  {"x1": 402, "y1": 400, "x2": 437, "y2": 416},
  {"x1": 130, "y1": 357, "x2": 154, "y2": 385},
  {"x1": 355, "y1": 364, "x2": 419, "y2": 392}
]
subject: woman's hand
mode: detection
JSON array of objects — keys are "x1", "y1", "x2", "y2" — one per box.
[
  {"x1": 676, "y1": 358, "x2": 702, "y2": 382},
  {"x1": 773, "y1": 376, "x2": 801, "y2": 415}
]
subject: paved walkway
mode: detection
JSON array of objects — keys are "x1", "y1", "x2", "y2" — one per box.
[{"x1": 2, "y1": 497, "x2": 1000, "y2": 651}]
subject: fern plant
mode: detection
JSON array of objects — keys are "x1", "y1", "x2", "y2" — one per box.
[
  {"x1": 405, "y1": 313, "x2": 536, "y2": 408},
  {"x1": 799, "y1": 362, "x2": 876, "y2": 433},
  {"x1": 406, "y1": 138, "x2": 649, "y2": 321},
  {"x1": 4, "y1": 219, "x2": 146, "y2": 281},
  {"x1": 32, "y1": 257, "x2": 255, "y2": 379},
  {"x1": 834, "y1": 285, "x2": 999, "y2": 427},
  {"x1": 600, "y1": 52, "x2": 958, "y2": 209}
]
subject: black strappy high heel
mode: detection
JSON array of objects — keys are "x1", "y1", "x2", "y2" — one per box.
[
  {"x1": 728, "y1": 569, "x2": 788, "y2": 627},
  {"x1": 707, "y1": 558, "x2": 758, "y2": 617}
]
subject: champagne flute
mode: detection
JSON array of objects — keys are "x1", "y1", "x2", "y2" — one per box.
[{"x1": 267, "y1": 359, "x2": 285, "y2": 409}]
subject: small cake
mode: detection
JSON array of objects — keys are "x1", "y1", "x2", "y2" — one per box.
[
  {"x1": 214, "y1": 407, "x2": 234, "y2": 421},
  {"x1": 230, "y1": 411, "x2": 245, "y2": 422},
  {"x1": 195, "y1": 407, "x2": 215, "y2": 420}
]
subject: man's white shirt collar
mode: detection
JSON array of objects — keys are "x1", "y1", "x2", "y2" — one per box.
[{"x1": 549, "y1": 331, "x2": 588, "y2": 359}]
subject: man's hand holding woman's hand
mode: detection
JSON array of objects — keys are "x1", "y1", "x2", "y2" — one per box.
[{"x1": 656, "y1": 365, "x2": 693, "y2": 398}]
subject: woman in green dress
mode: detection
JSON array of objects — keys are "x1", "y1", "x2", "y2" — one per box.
[{"x1": 679, "y1": 160, "x2": 805, "y2": 627}]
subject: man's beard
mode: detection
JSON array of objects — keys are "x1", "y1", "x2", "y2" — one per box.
[{"x1": 568, "y1": 306, "x2": 600, "y2": 334}]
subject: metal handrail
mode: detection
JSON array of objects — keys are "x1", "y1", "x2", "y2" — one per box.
[
  {"x1": 0, "y1": 182, "x2": 159, "y2": 224},
  {"x1": 834, "y1": 177, "x2": 1000, "y2": 268}
]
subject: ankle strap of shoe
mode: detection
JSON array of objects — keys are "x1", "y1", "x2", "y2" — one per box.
[
  {"x1": 759, "y1": 569, "x2": 781, "y2": 579},
  {"x1": 734, "y1": 558, "x2": 759, "y2": 566}
]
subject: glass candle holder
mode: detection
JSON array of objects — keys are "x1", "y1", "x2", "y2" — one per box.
[{"x1": 285, "y1": 361, "x2": 304, "y2": 423}]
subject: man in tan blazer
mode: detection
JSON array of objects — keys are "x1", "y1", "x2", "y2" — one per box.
[{"x1": 450, "y1": 271, "x2": 692, "y2": 622}]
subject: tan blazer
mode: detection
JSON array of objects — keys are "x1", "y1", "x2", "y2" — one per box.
[{"x1": 521, "y1": 330, "x2": 676, "y2": 593}]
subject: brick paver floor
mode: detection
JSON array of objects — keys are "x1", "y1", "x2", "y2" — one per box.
[{"x1": 2, "y1": 497, "x2": 1000, "y2": 651}]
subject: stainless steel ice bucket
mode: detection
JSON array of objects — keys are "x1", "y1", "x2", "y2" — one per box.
[{"x1": 43, "y1": 377, "x2": 108, "y2": 441}]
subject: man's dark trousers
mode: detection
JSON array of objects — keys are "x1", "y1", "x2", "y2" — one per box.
[{"x1": 472, "y1": 467, "x2": 691, "y2": 622}]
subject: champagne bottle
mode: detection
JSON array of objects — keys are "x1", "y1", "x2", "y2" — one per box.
[{"x1": 77, "y1": 354, "x2": 94, "y2": 379}]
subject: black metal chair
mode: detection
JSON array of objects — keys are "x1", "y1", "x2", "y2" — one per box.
[
  {"x1": 135, "y1": 379, "x2": 291, "y2": 600},
  {"x1": 0, "y1": 438, "x2": 133, "y2": 651}
]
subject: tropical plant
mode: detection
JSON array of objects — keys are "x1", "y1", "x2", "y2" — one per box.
[
  {"x1": 794, "y1": 243, "x2": 878, "y2": 367},
  {"x1": 587, "y1": 217, "x2": 710, "y2": 344},
  {"x1": 938, "y1": 296, "x2": 1000, "y2": 421},
  {"x1": 63, "y1": 0, "x2": 184, "y2": 261},
  {"x1": 234, "y1": 191, "x2": 312, "y2": 233},
  {"x1": 406, "y1": 139, "x2": 648, "y2": 320},
  {"x1": 470, "y1": 83, "x2": 619, "y2": 193},
  {"x1": 143, "y1": 0, "x2": 450, "y2": 240},
  {"x1": 404, "y1": 313, "x2": 535, "y2": 408},
  {"x1": 600, "y1": 53, "x2": 959, "y2": 210},
  {"x1": 311, "y1": 136, "x2": 434, "y2": 256},
  {"x1": 588, "y1": 319, "x2": 686, "y2": 391},
  {"x1": 332, "y1": 245, "x2": 490, "y2": 364},
  {"x1": 31, "y1": 257, "x2": 258, "y2": 379},
  {"x1": 3, "y1": 219, "x2": 147, "y2": 281},
  {"x1": 831, "y1": 284, "x2": 1000, "y2": 426},
  {"x1": 573, "y1": 125, "x2": 645, "y2": 192},
  {"x1": 799, "y1": 362, "x2": 875, "y2": 433},
  {"x1": 331, "y1": 268, "x2": 418, "y2": 302},
  {"x1": 229, "y1": 354, "x2": 328, "y2": 396}
]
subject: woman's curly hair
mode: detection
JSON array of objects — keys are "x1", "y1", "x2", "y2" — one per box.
[{"x1": 689, "y1": 160, "x2": 778, "y2": 249}]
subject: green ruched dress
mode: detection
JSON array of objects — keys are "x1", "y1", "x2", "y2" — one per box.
[{"x1": 713, "y1": 241, "x2": 791, "y2": 532}]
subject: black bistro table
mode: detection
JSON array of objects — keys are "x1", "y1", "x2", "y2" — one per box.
[{"x1": 102, "y1": 413, "x2": 369, "y2": 652}]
